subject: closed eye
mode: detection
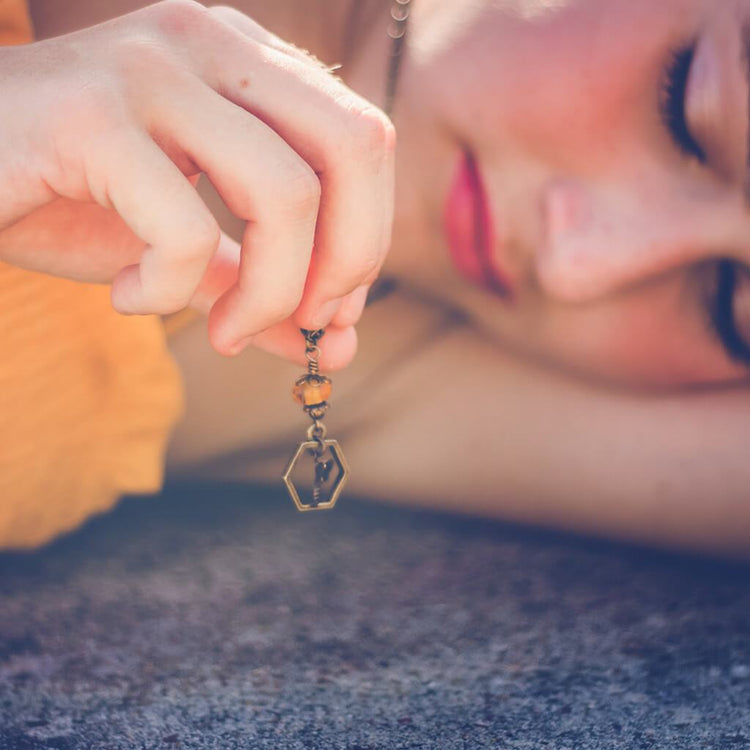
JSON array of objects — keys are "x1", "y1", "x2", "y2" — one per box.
[
  {"x1": 710, "y1": 260, "x2": 750, "y2": 367},
  {"x1": 660, "y1": 45, "x2": 707, "y2": 163}
]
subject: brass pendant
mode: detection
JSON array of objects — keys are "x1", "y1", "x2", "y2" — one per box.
[
  {"x1": 283, "y1": 436, "x2": 349, "y2": 512},
  {"x1": 283, "y1": 329, "x2": 349, "y2": 511}
]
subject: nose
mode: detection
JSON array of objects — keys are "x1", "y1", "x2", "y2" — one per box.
[{"x1": 536, "y1": 177, "x2": 749, "y2": 303}]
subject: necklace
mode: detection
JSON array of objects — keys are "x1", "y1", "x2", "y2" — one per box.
[
  {"x1": 282, "y1": 0, "x2": 412, "y2": 512},
  {"x1": 385, "y1": 0, "x2": 412, "y2": 117}
]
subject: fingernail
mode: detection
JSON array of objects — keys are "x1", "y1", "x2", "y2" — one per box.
[{"x1": 310, "y1": 297, "x2": 343, "y2": 328}]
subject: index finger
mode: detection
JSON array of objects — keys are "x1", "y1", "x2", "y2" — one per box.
[{"x1": 167, "y1": 6, "x2": 397, "y2": 327}]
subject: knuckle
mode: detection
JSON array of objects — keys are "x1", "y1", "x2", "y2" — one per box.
[
  {"x1": 147, "y1": 0, "x2": 210, "y2": 39},
  {"x1": 349, "y1": 105, "x2": 397, "y2": 160},
  {"x1": 208, "y1": 5, "x2": 244, "y2": 23},
  {"x1": 115, "y1": 33, "x2": 174, "y2": 68},
  {"x1": 110, "y1": 36, "x2": 180, "y2": 92},
  {"x1": 275, "y1": 163, "x2": 321, "y2": 220},
  {"x1": 116, "y1": 0, "x2": 213, "y2": 77}
]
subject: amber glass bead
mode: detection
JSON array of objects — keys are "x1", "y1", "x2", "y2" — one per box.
[{"x1": 292, "y1": 376, "x2": 332, "y2": 407}]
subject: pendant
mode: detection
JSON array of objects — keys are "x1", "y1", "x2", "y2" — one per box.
[
  {"x1": 283, "y1": 436, "x2": 349, "y2": 512},
  {"x1": 283, "y1": 329, "x2": 349, "y2": 511}
]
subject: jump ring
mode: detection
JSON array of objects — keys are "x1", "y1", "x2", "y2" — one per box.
[{"x1": 307, "y1": 422, "x2": 328, "y2": 442}]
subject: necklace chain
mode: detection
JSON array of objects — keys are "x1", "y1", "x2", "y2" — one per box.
[
  {"x1": 366, "y1": 0, "x2": 411, "y2": 306},
  {"x1": 385, "y1": 0, "x2": 412, "y2": 117}
]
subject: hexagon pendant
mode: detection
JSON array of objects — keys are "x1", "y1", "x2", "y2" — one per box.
[{"x1": 282, "y1": 439, "x2": 350, "y2": 512}]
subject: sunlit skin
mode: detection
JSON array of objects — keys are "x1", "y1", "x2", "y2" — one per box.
[
  {"x1": 27, "y1": 0, "x2": 750, "y2": 386},
  {"x1": 25, "y1": 0, "x2": 750, "y2": 555},
  {"x1": 360, "y1": 0, "x2": 750, "y2": 388}
]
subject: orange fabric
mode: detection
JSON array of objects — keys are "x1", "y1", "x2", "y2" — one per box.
[
  {"x1": 0, "y1": 0, "x2": 32, "y2": 45},
  {"x1": 0, "y1": 2, "x2": 184, "y2": 549}
]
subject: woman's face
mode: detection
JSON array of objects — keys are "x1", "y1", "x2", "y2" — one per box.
[{"x1": 387, "y1": 0, "x2": 750, "y2": 388}]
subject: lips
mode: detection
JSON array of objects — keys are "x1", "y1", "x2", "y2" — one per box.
[{"x1": 443, "y1": 152, "x2": 512, "y2": 297}]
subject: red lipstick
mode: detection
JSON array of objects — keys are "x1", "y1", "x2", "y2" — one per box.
[{"x1": 444, "y1": 152, "x2": 512, "y2": 297}]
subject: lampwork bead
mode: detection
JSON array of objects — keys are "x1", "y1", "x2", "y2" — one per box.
[{"x1": 292, "y1": 376, "x2": 332, "y2": 407}]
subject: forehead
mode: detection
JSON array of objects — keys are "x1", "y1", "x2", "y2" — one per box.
[
  {"x1": 433, "y1": 0, "x2": 739, "y2": 37},
  {"x1": 414, "y1": 0, "x2": 740, "y2": 116}
]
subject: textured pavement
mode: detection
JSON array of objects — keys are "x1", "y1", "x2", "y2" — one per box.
[{"x1": 0, "y1": 483, "x2": 748, "y2": 749}]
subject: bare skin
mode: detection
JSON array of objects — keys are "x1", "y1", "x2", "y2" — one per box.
[
  {"x1": 16, "y1": 0, "x2": 393, "y2": 361},
  {"x1": 168, "y1": 282, "x2": 750, "y2": 558},
  {"x1": 26, "y1": 0, "x2": 750, "y2": 557}
]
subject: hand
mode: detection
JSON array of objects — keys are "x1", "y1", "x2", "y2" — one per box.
[{"x1": 0, "y1": 0, "x2": 395, "y2": 366}]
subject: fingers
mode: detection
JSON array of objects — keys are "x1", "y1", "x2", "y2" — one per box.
[
  {"x1": 154, "y1": 4, "x2": 396, "y2": 332},
  {"x1": 210, "y1": 43, "x2": 395, "y2": 331},
  {"x1": 234, "y1": 318, "x2": 359, "y2": 372},
  {"x1": 145, "y1": 73, "x2": 321, "y2": 353},
  {"x1": 295, "y1": 108, "x2": 394, "y2": 329},
  {"x1": 65, "y1": 0, "x2": 394, "y2": 362},
  {"x1": 207, "y1": 5, "x2": 316, "y2": 65},
  {"x1": 191, "y1": 229, "x2": 366, "y2": 371},
  {"x1": 192, "y1": 231, "x2": 362, "y2": 370},
  {"x1": 85, "y1": 127, "x2": 220, "y2": 315}
]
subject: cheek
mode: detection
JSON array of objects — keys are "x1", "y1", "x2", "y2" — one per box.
[{"x1": 550, "y1": 282, "x2": 742, "y2": 386}]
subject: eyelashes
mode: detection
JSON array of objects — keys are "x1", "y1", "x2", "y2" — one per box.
[
  {"x1": 660, "y1": 45, "x2": 706, "y2": 163},
  {"x1": 660, "y1": 45, "x2": 750, "y2": 366},
  {"x1": 710, "y1": 261, "x2": 750, "y2": 366}
]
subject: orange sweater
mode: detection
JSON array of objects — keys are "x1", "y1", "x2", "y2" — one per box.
[{"x1": 0, "y1": 0, "x2": 184, "y2": 549}]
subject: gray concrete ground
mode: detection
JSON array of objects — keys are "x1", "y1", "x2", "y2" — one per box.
[{"x1": 0, "y1": 483, "x2": 748, "y2": 750}]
